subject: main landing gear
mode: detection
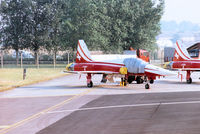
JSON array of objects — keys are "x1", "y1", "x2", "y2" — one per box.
[
  {"x1": 128, "y1": 76, "x2": 134, "y2": 84},
  {"x1": 187, "y1": 77, "x2": 192, "y2": 84},
  {"x1": 87, "y1": 73, "x2": 93, "y2": 88},
  {"x1": 101, "y1": 74, "x2": 107, "y2": 83},
  {"x1": 127, "y1": 76, "x2": 144, "y2": 84},
  {"x1": 127, "y1": 75, "x2": 153, "y2": 89},
  {"x1": 136, "y1": 76, "x2": 144, "y2": 84},
  {"x1": 186, "y1": 71, "x2": 192, "y2": 84},
  {"x1": 150, "y1": 79, "x2": 154, "y2": 84}
]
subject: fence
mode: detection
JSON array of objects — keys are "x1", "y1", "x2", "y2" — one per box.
[{"x1": 0, "y1": 52, "x2": 72, "y2": 69}]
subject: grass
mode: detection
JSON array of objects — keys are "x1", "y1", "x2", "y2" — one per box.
[{"x1": 0, "y1": 67, "x2": 68, "y2": 92}]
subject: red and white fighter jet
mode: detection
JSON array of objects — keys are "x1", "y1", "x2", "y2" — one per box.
[
  {"x1": 66, "y1": 40, "x2": 175, "y2": 89},
  {"x1": 170, "y1": 40, "x2": 200, "y2": 83}
]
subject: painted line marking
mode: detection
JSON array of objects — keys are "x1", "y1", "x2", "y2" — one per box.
[
  {"x1": 1, "y1": 94, "x2": 78, "y2": 99},
  {"x1": 0, "y1": 88, "x2": 95, "y2": 134},
  {"x1": 0, "y1": 126, "x2": 9, "y2": 129},
  {"x1": 46, "y1": 100, "x2": 200, "y2": 114},
  {"x1": 1, "y1": 89, "x2": 88, "y2": 99}
]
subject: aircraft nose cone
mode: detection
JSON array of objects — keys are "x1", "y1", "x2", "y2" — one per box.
[{"x1": 66, "y1": 63, "x2": 74, "y2": 71}]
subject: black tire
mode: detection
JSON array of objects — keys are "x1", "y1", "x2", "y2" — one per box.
[
  {"x1": 136, "y1": 76, "x2": 144, "y2": 84},
  {"x1": 128, "y1": 76, "x2": 134, "y2": 84},
  {"x1": 87, "y1": 81, "x2": 93, "y2": 88},
  {"x1": 187, "y1": 78, "x2": 192, "y2": 84},
  {"x1": 150, "y1": 79, "x2": 154, "y2": 84},
  {"x1": 145, "y1": 83, "x2": 150, "y2": 89}
]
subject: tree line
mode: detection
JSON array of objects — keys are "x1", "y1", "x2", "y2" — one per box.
[{"x1": 0, "y1": 0, "x2": 164, "y2": 65}]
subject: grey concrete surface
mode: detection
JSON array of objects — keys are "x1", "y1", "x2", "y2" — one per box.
[
  {"x1": 37, "y1": 93, "x2": 200, "y2": 134},
  {"x1": 1, "y1": 72, "x2": 200, "y2": 134}
]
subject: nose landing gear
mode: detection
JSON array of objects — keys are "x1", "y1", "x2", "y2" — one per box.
[{"x1": 145, "y1": 83, "x2": 150, "y2": 89}]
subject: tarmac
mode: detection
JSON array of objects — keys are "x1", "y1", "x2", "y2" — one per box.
[{"x1": 1, "y1": 71, "x2": 200, "y2": 134}]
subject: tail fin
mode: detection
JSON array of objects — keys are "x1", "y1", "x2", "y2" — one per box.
[
  {"x1": 173, "y1": 40, "x2": 191, "y2": 61},
  {"x1": 76, "y1": 40, "x2": 93, "y2": 63}
]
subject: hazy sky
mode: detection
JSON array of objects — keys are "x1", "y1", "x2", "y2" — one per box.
[{"x1": 161, "y1": 0, "x2": 200, "y2": 24}]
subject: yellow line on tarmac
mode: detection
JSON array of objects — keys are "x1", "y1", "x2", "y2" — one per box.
[
  {"x1": 3, "y1": 94, "x2": 78, "y2": 99},
  {"x1": 0, "y1": 126, "x2": 9, "y2": 129},
  {"x1": 0, "y1": 88, "x2": 95, "y2": 134}
]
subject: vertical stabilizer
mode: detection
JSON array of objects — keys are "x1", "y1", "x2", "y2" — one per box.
[
  {"x1": 173, "y1": 40, "x2": 191, "y2": 61},
  {"x1": 76, "y1": 40, "x2": 93, "y2": 63}
]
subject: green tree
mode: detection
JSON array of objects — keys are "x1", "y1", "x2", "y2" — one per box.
[
  {"x1": 61, "y1": 0, "x2": 111, "y2": 52},
  {"x1": 105, "y1": 0, "x2": 164, "y2": 52},
  {"x1": 26, "y1": 0, "x2": 51, "y2": 67},
  {"x1": 44, "y1": 0, "x2": 65, "y2": 67},
  {"x1": 62, "y1": 0, "x2": 164, "y2": 53},
  {"x1": 0, "y1": 0, "x2": 31, "y2": 65}
]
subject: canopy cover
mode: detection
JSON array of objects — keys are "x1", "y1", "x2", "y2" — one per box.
[{"x1": 123, "y1": 58, "x2": 148, "y2": 73}]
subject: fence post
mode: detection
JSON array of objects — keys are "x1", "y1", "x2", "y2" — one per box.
[
  {"x1": 67, "y1": 52, "x2": 69, "y2": 64},
  {"x1": 20, "y1": 52, "x2": 23, "y2": 68},
  {"x1": 1, "y1": 50, "x2": 3, "y2": 68},
  {"x1": 23, "y1": 68, "x2": 26, "y2": 80}
]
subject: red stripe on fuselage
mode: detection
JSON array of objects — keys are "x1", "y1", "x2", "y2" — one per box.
[
  {"x1": 74, "y1": 62, "x2": 123, "y2": 73},
  {"x1": 172, "y1": 61, "x2": 200, "y2": 69}
]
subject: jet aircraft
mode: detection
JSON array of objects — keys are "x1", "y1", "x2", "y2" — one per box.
[
  {"x1": 66, "y1": 40, "x2": 175, "y2": 89},
  {"x1": 170, "y1": 40, "x2": 200, "y2": 83}
]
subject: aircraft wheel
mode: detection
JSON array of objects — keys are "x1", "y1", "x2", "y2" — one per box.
[
  {"x1": 87, "y1": 81, "x2": 93, "y2": 88},
  {"x1": 128, "y1": 76, "x2": 134, "y2": 84},
  {"x1": 136, "y1": 77, "x2": 142, "y2": 84},
  {"x1": 150, "y1": 79, "x2": 154, "y2": 84},
  {"x1": 187, "y1": 78, "x2": 192, "y2": 84},
  {"x1": 128, "y1": 79, "x2": 133, "y2": 84},
  {"x1": 145, "y1": 83, "x2": 150, "y2": 89}
]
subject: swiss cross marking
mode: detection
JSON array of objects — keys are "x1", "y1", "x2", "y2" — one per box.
[
  {"x1": 175, "y1": 52, "x2": 179, "y2": 59},
  {"x1": 77, "y1": 54, "x2": 81, "y2": 61}
]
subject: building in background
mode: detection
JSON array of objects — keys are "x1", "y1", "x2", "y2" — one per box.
[{"x1": 164, "y1": 47, "x2": 175, "y2": 62}]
